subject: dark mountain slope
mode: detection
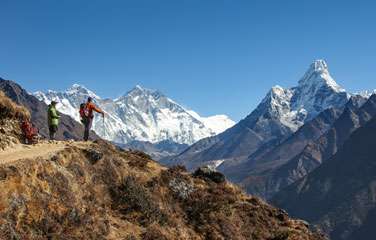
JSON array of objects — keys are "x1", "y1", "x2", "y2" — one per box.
[
  {"x1": 0, "y1": 78, "x2": 99, "y2": 140},
  {"x1": 168, "y1": 105, "x2": 293, "y2": 170},
  {"x1": 224, "y1": 107, "x2": 343, "y2": 198},
  {"x1": 220, "y1": 95, "x2": 372, "y2": 200},
  {"x1": 276, "y1": 93, "x2": 376, "y2": 181},
  {"x1": 232, "y1": 95, "x2": 372, "y2": 199},
  {"x1": 272, "y1": 115, "x2": 376, "y2": 240}
]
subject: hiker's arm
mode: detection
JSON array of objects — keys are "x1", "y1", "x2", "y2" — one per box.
[
  {"x1": 50, "y1": 109, "x2": 59, "y2": 119},
  {"x1": 93, "y1": 105, "x2": 104, "y2": 114}
]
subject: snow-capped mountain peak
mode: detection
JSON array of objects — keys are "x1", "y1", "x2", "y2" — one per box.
[
  {"x1": 128, "y1": 84, "x2": 154, "y2": 95},
  {"x1": 34, "y1": 85, "x2": 235, "y2": 145},
  {"x1": 66, "y1": 84, "x2": 101, "y2": 99},
  {"x1": 308, "y1": 59, "x2": 328, "y2": 73},
  {"x1": 298, "y1": 59, "x2": 345, "y2": 93},
  {"x1": 258, "y1": 60, "x2": 350, "y2": 132},
  {"x1": 116, "y1": 85, "x2": 165, "y2": 102}
]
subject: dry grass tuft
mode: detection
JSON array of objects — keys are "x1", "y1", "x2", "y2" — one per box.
[{"x1": 0, "y1": 91, "x2": 30, "y2": 120}]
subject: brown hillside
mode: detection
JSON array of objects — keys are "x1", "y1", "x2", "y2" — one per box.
[
  {"x1": 0, "y1": 139, "x2": 326, "y2": 240},
  {"x1": 0, "y1": 96, "x2": 325, "y2": 240}
]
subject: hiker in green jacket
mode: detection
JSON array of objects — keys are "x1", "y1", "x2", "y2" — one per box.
[{"x1": 48, "y1": 101, "x2": 60, "y2": 140}]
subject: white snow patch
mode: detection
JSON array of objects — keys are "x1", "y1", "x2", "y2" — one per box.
[{"x1": 206, "y1": 159, "x2": 226, "y2": 171}]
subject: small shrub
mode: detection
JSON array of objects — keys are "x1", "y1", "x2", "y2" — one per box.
[
  {"x1": 142, "y1": 224, "x2": 169, "y2": 240},
  {"x1": 160, "y1": 166, "x2": 189, "y2": 185},
  {"x1": 184, "y1": 184, "x2": 237, "y2": 225},
  {"x1": 110, "y1": 175, "x2": 167, "y2": 225},
  {"x1": 130, "y1": 149, "x2": 152, "y2": 160},
  {"x1": 270, "y1": 230, "x2": 289, "y2": 240},
  {"x1": 83, "y1": 149, "x2": 103, "y2": 164},
  {"x1": 125, "y1": 234, "x2": 138, "y2": 240},
  {"x1": 127, "y1": 152, "x2": 151, "y2": 169},
  {"x1": 170, "y1": 165, "x2": 187, "y2": 172},
  {"x1": 193, "y1": 167, "x2": 226, "y2": 184},
  {"x1": 168, "y1": 177, "x2": 194, "y2": 200}
]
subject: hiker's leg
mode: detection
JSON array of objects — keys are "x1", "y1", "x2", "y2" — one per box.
[
  {"x1": 53, "y1": 126, "x2": 58, "y2": 140},
  {"x1": 84, "y1": 119, "x2": 92, "y2": 141},
  {"x1": 50, "y1": 125, "x2": 58, "y2": 140},
  {"x1": 84, "y1": 126, "x2": 89, "y2": 141},
  {"x1": 49, "y1": 126, "x2": 54, "y2": 140}
]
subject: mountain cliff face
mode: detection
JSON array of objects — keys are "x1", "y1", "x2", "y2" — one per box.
[
  {"x1": 169, "y1": 60, "x2": 350, "y2": 170},
  {"x1": 0, "y1": 78, "x2": 99, "y2": 141},
  {"x1": 272, "y1": 115, "x2": 376, "y2": 240},
  {"x1": 225, "y1": 94, "x2": 372, "y2": 199},
  {"x1": 0, "y1": 99, "x2": 325, "y2": 240},
  {"x1": 281, "y1": 94, "x2": 376, "y2": 172},
  {"x1": 223, "y1": 107, "x2": 343, "y2": 197},
  {"x1": 34, "y1": 85, "x2": 234, "y2": 145}
]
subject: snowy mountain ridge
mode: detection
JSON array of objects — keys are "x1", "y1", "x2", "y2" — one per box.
[
  {"x1": 34, "y1": 85, "x2": 235, "y2": 145},
  {"x1": 356, "y1": 89, "x2": 376, "y2": 98},
  {"x1": 169, "y1": 59, "x2": 357, "y2": 171},
  {"x1": 260, "y1": 59, "x2": 350, "y2": 131}
]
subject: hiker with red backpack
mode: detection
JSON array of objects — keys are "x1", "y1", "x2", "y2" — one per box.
[
  {"x1": 79, "y1": 97, "x2": 104, "y2": 141},
  {"x1": 21, "y1": 117, "x2": 39, "y2": 144}
]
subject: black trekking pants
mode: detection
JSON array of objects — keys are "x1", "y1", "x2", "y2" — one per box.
[
  {"x1": 49, "y1": 125, "x2": 58, "y2": 140},
  {"x1": 83, "y1": 117, "x2": 93, "y2": 141}
]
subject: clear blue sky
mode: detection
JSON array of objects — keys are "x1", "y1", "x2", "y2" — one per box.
[{"x1": 1, "y1": 0, "x2": 375, "y2": 120}]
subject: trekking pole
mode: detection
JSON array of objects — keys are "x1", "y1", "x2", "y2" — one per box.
[{"x1": 102, "y1": 113, "x2": 106, "y2": 138}]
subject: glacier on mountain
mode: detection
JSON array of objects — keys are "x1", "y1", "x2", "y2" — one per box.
[{"x1": 34, "y1": 85, "x2": 235, "y2": 145}]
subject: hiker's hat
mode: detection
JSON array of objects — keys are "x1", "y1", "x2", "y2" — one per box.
[{"x1": 51, "y1": 100, "x2": 57, "y2": 105}]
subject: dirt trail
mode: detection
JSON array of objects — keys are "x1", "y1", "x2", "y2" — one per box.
[{"x1": 0, "y1": 142, "x2": 69, "y2": 165}]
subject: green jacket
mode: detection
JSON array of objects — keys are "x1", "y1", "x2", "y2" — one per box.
[{"x1": 48, "y1": 104, "x2": 60, "y2": 126}]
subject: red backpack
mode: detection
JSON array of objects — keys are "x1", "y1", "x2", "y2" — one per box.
[
  {"x1": 79, "y1": 103, "x2": 90, "y2": 119},
  {"x1": 21, "y1": 120, "x2": 38, "y2": 143}
]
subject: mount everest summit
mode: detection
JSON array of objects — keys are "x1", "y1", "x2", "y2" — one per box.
[{"x1": 34, "y1": 85, "x2": 235, "y2": 146}]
